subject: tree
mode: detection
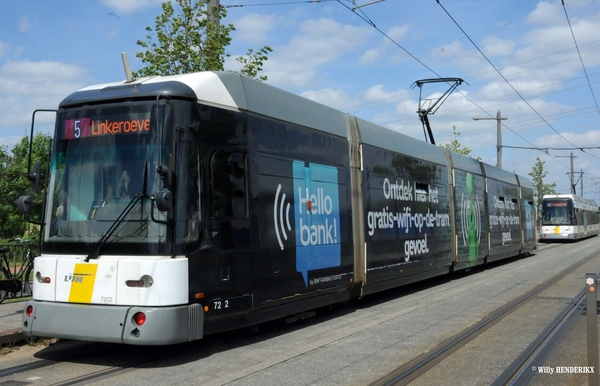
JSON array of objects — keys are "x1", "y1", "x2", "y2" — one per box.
[
  {"x1": 0, "y1": 133, "x2": 51, "y2": 241},
  {"x1": 439, "y1": 126, "x2": 481, "y2": 160},
  {"x1": 528, "y1": 157, "x2": 557, "y2": 218},
  {"x1": 134, "y1": 0, "x2": 272, "y2": 80},
  {"x1": 234, "y1": 47, "x2": 273, "y2": 82}
]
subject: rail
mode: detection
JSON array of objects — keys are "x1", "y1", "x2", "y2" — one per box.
[{"x1": 371, "y1": 247, "x2": 597, "y2": 386}]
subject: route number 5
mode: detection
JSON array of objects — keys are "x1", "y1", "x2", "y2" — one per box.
[{"x1": 74, "y1": 120, "x2": 81, "y2": 138}]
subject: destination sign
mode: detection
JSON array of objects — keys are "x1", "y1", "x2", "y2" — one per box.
[
  {"x1": 547, "y1": 202, "x2": 568, "y2": 207},
  {"x1": 64, "y1": 114, "x2": 151, "y2": 140}
]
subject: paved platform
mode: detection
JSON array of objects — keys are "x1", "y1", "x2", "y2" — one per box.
[{"x1": 0, "y1": 300, "x2": 26, "y2": 345}]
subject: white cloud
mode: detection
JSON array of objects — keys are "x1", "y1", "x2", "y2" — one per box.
[
  {"x1": 527, "y1": 1, "x2": 564, "y2": 27},
  {"x1": 430, "y1": 40, "x2": 468, "y2": 59},
  {"x1": 101, "y1": 0, "x2": 164, "y2": 15},
  {"x1": 1, "y1": 60, "x2": 86, "y2": 82},
  {"x1": 19, "y1": 17, "x2": 32, "y2": 33},
  {"x1": 359, "y1": 48, "x2": 380, "y2": 64},
  {"x1": 482, "y1": 36, "x2": 515, "y2": 57},
  {"x1": 0, "y1": 135, "x2": 28, "y2": 149},
  {"x1": 535, "y1": 130, "x2": 600, "y2": 149},
  {"x1": 0, "y1": 60, "x2": 87, "y2": 132},
  {"x1": 514, "y1": 4, "x2": 600, "y2": 77},
  {"x1": 233, "y1": 14, "x2": 276, "y2": 44},
  {"x1": 264, "y1": 18, "x2": 373, "y2": 87},
  {"x1": 387, "y1": 25, "x2": 409, "y2": 41},
  {"x1": 363, "y1": 84, "x2": 412, "y2": 106},
  {"x1": 284, "y1": 18, "x2": 371, "y2": 66}
]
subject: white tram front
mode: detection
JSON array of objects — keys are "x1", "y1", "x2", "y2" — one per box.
[{"x1": 540, "y1": 194, "x2": 599, "y2": 241}]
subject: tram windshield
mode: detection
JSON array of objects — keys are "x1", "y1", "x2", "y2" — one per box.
[
  {"x1": 542, "y1": 199, "x2": 573, "y2": 226},
  {"x1": 43, "y1": 102, "x2": 170, "y2": 254}
]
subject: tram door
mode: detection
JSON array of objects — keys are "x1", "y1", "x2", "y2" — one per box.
[
  {"x1": 207, "y1": 149, "x2": 253, "y2": 305},
  {"x1": 209, "y1": 150, "x2": 250, "y2": 250}
]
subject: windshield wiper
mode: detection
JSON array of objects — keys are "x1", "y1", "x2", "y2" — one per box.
[
  {"x1": 85, "y1": 192, "x2": 147, "y2": 262},
  {"x1": 85, "y1": 161, "x2": 151, "y2": 262}
]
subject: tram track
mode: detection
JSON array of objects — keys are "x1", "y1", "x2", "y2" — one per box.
[
  {"x1": 371, "y1": 247, "x2": 599, "y2": 386},
  {"x1": 493, "y1": 287, "x2": 587, "y2": 385},
  {"x1": 47, "y1": 358, "x2": 150, "y2": 386},
  {"x1": 0, "y1": 340, "x2": 101, "y2": 378},
  {"x1": 0, "y1": 357, "x2": 150, "y2": 386},
  {"x1": 0, "y1": 340, "x2": 189, "y2": 386}
]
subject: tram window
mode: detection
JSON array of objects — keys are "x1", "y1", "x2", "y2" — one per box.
[
  {"x1": 211, "y1": 151, "x2": 247, "y2": 219},
  {"x1": 498, "y1": 196, "x2": 505, "y2": 208},
  {"x1": 415, "y1": 182, "x2": 429, "y2": 203},
  {"x1": 182, "y1": 144, "x2": 202, "y2": 244}
]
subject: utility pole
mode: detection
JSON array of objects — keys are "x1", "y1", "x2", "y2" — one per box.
[
  {"x1": 207, "y1": 0, "x2": 220, "y2": 69},
  {"x1": 592, "y1": 177, "x2": 600, "y2": 203},
  {"x1": 556, "y1": 152, "x2": 577, "y2": 194},
  {"x1": 473, "y1": 110, "x2": 507, "y2": 169},
  {"x1": 208, "y1": 0, "x2": 220, "y2": 25}
]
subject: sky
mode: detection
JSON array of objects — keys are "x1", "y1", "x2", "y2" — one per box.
[{"x1": 1, "y1": 0, "x2": 599, "y2": 201}]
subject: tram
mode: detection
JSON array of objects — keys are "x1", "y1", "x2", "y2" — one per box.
[
  {"x1": 19, "y1": 71, "x2": 536, "y2": 345},
  {"x1": 540, "y1": 194, "x2": 599, "y2": 241}
]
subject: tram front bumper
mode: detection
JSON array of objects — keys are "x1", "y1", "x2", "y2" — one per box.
[{"x1": 22, "y1": 300, "x2": 204, "y2": 345}]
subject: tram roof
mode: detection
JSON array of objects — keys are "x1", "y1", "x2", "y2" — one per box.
[
  {"x1": 61, "y1": 71, "x2": 348, "y2": 138},
  {"x1": 543, "y1": 194, "x2": 598, "y2": 207},
  {"x1": 60, "y1": 71, "x2": 532, "y2": 186}
]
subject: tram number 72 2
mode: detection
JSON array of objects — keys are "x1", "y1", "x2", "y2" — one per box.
[{"x1": 213, "y1": 300, "x2": 229, "y2": 310}]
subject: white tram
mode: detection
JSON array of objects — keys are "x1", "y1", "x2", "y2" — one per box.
[{"x1": 540, "y1": 194, "x2": 599, "y2": 241}]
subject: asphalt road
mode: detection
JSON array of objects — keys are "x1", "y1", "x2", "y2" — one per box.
[{"x1": 1, "y1": 238, "x2": 600, "y2": 385}]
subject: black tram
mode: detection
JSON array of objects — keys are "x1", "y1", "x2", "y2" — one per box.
[{"x1": 20, "y1": 72, "x2": 536, "y2": 344}]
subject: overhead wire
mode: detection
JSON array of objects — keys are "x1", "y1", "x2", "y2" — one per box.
[
  {"x1": 434, "y1": 0, "x2": 581, "y2": 150},
  {"x1": 225, "y1": 0, "x2": 599, "y2": 168},
  {"x1": 222, "y1": 0, "x2": 337, "y2": 8},
  {"x1": 335, "y1": 0, "x2": 441, "y2": 77},
  {"x1": 337, "y1": 0, "x2": 600, "y2": 170},
  {"x1": 561, "y1": 0, "x2": 600, "y2": 116},
  {"x1": 335, "y1": 0, "x2": 538, "y2": 148},
  {"x1": 226, "y1": 0, "x2": 600, "y2": 137},
  {"x1": 434, "y1": 1, "x2": 600, "y2": 168}
]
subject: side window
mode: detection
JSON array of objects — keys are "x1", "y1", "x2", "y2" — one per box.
[{"x1": 211, "y1": 150, "x2": 247, "y2": 219}]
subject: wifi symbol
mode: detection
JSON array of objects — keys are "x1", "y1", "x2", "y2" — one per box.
[{"x1": 274, "y1": 184, "x2": 292, "y2": 250}]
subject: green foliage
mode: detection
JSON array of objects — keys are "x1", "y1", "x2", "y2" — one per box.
[
  {"x1": 235, "y1": 46, "x2": 273, "y2": 82},
  {"x1": 0, "y1": 133, "x2": 51, "y2": 240},
  {"x1": 528, "y1": 157, "x2": 557, "y2": 216},
  {"x1": 439, "y1": 126, "x2": 481, "y2": 160},
  {"x1": 134, "y1": 0, "x2": 271, "y2": 81}
]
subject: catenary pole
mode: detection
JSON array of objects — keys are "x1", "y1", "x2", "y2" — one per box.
[{"x1": 473, "y1": 110, "x2": 507, "y2": 169}]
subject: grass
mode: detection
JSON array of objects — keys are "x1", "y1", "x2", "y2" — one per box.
[
  {"x1": 0, "y1": 337, "x2": 58, "y2": 356},
  {"x1": 27, "y1": 336, "x2": 57, "y2": 347},
  {"x1": 0, "y1": 341, "x2": 15, "y2": 356},
  {"x1": 3, "y1": 296, "x2": 32, "y2": 304}
]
